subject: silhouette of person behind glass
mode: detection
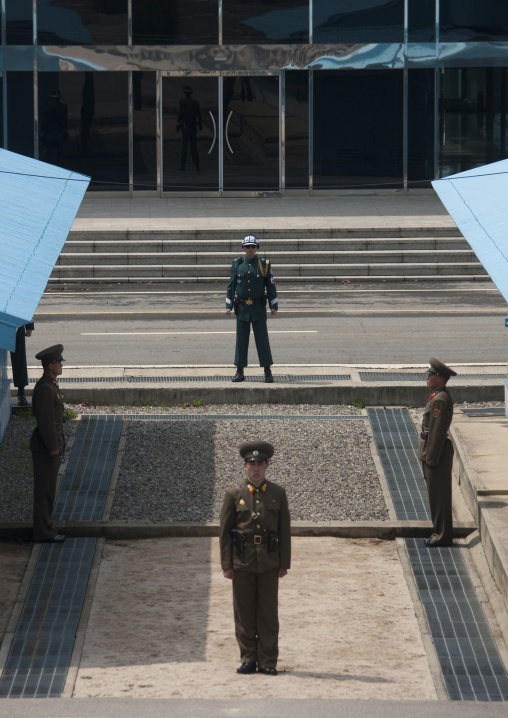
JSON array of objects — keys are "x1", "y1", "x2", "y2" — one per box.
[
  {"x1": 176, "y1": 85, "x2": 202, "y2": 171},
  {"x1": 40, "y1": 90, "x2": 68, "y2": 166}
]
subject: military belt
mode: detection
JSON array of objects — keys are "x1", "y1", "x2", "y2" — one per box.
[
  {"x1": 236, "y1": 297, "x2": 266, "y2": 306},
  {"x1": 244, "y1": 534, "x2": 269, "y2": 545}
]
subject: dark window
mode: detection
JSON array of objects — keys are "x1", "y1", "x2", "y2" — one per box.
[
  {"x1": 0, "y1": 79, "x2": 3, "y2": 148},
  {"x1": 313, "y1": 70, "x2": 403, "y2": 189},
  {"x1": 439, "y1": 68, "x2": 508, "y2": 176},
  {"x1": 6, "y1": 0, "x2": 33, "y2": 45},
  {"x1": 408, "y1": 0, "x2": 435, "y2": 43},
  {"x1": 132, "y1": 0, "x2": 218, "y2": 44},
  {"x1": 440, "y1": 1, "x2": 508, "y2": 41},
  {"x1": 7, "y1": 72, "x2": 34, "y2": 157},
  {"x1": 408, "y1": 69, "x2": 434, "y2": 185},
  {"x1": 37, "y1": 0, "x2": 128, "y2": 45},
  {"x1": 38, "y1": 72, "x2": 129, "y2": 190},
  {"x1": 133, "y1": 72, "x2": 157, "y2": 191},
  {"x1": 223, "y1": 0, "x2": 308, "y2": 44},
  {"x1": 313, "y1": 0, "x2": 403, "y2": 44},
  {"x1": 285, "y1": 70, "x2": 308, "y2": 188}
]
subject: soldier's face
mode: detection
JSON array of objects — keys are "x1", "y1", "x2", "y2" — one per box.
[
  {"x1": 243, "y1": 245, "x2": 258, "y2": 259},
  {"x1": 244, "y1": 459, "x2": 268, "y2": 485},
  {"x1": 426, "y1": 372, "x2": 445, "y2": 390},
  {"x1": 48, "y1": 360, "x2": 63, "y2": 378}
]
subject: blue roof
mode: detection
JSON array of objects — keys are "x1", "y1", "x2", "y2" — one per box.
[
  {"x1": 432, "y1": 159, "x2": 508, "y2": 304},
  {"x1": 0, "y1": 149, "x2": 89, "y2": 351}
]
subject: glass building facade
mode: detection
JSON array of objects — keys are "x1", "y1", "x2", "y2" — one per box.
[{"x1": 1, "y1": 0, "x2": 507, "y2": 195}]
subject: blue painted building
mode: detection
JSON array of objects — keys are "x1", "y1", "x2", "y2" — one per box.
[{"x1": 0, "y1": 149, "x2": 89, "y2": 441}]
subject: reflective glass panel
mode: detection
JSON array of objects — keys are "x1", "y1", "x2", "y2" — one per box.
[
  {"x1": 0, "y1": 79, "x2": 3, "y2": 148},
  {"x1": 440, "y1": 1, "x2": 508, "y2": 42},
  {"x1": 6, "y1": 0, "x2": 33, "y2": 45},
  {"x1": 133, "y1": 72, "x2": 157, "y2": 191},
  {"x1": 408, "y1": 69, "x2": 434, "y2": 185},
  {"x1": 285, "y1": 70, "x2": 309, "y2": 188},
  {"x1": 37, "y1": 0, "x2": 128, "y2": 45},
  {"x1": 439, "y1": 68, "x2": 508, "y2": 176},
  {"x1": 132, "y1": 0, "x2": 218, "y2": 44},
  {"x1": 313, "y1": 0, "x2": 403, "y2": 44},
  {"x1": 223, "y1": 75, "x2": 279, "y2": 191},
  {"x1": 38, "y1": 72, "x2": 129, "y2": 190},
  {"x1": 223, "y1": 0, "x2": 308, "y2": 44},
  {"x1": 408, "y1": 0, "x2": 434, "y2": 43},
  {"x1": 7, "y1": 72, "x2": 34, "y2": 157},
  {"x1": 313, "y1": 70, "x2": 403, "y2": 190},
  {"x1": 162, "y1": 77, "x2": 219, "y2": 191}
]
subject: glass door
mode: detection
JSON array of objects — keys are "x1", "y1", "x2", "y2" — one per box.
[{"x1": 161, "y1": 73, "x2": 280, "y2": 193}]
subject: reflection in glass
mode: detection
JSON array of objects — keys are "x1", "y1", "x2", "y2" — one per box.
[
  {"x1": 313, "y1": 70, "x2": 403, "y2": 189},
  {"x1": 133, "y1": 72, "x2": 157, "y2": 191},
  {"x1": 223, "y1": 76, "x2": 279, "y2": 191},
  {"x1": 223, "y1": 0, "x2": 308, "y2": 44},
  {"x1": 37, "y1": 0, "x2": 128, "y2": 45},
  {"x1": 0, "y1": 80, "x2": 3, "y2": 148},
  {"x1": 439, "y1": 68, "x2": 508, "y2": 177},
  {"x1": 7, "y1": 72, "x2": 34, "y2": 157},
  {"x1": 162, "y1": 77, "x2": 219, "y2": 191},
  {"x1": 6, "y1": 0, "x2": 33, "y2": 45},
  {"x1": 313, "y1": 0, "x2": 403, "y2": 44},
  {"x1": 408, "y1": 70, "x2": 434, "y2": 185},
  {"x1": 38, "y1": 72, "x2": 129, "y2": 190},
  {"x1": 408, "y1": 0, "x2": 434, "y2": 43},
  {"x1": 440, "y1": 1, "x2": 508, "y2": 42},
  {"x1": 285, "y1": 71, "x2": 309, "y2": 188},
  {"x1": 133, "y1": 0, "x2": 218, "y2": 44}
]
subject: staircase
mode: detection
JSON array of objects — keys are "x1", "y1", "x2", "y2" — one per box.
[{"x1": 48, "y1": 227, "x2": 487, "y2": 284}]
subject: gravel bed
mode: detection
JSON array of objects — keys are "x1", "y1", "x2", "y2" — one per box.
[
  {"x1": 0, "y1": 415, "x2": 79, "y2": 522},
  {"x1": 65, "y1": 402, "x2": 363, "y2": 416},
  {"x1": 110, "y1": 417, "x2": 387, "y2": 523}
]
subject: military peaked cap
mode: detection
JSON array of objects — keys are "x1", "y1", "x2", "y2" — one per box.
[
  {"x1": 428, "y1": 357, "x2": 457, "y2": 379},
  {"x1": 35, "y1": 344, "x2": 65, "y2": 363},
  {"x1": 240, "y1": 440, "x2": 274, "y2": 462},
  {"x1": 242, "y1": 234, "x2": 259, "y2": 247}
]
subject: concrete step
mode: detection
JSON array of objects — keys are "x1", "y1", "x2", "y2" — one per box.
[
  {"x1": 47, "y1": 274, "x2": 491, "y2": 284},
  {"x1": 50, "y1": 262, "x2": 487, "y2": 279},
  {"x1": 56, "y1": 249, "x2": 478, "y2": 266}
]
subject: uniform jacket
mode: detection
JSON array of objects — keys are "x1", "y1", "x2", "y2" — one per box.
[
  {"x1": 226, "y1": 255, "x2": 278, "y2": 321},
  {"x1": 30, "y1": 374, "x2": 65, "y2": 455},
  {"x1": 418, "y1": 385, "x2": 453, "y2": 466},
  {"x1": 220, "y1": 478, "x2": 291, "y2": 573}
]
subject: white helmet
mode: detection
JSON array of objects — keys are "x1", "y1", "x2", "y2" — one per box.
[{"x1": 242, "y1": 234, "x2": 259, "y2": 247}]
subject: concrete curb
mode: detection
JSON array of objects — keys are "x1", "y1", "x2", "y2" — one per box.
[{"x1": 0, "y1": 520, "x2": 477, "y2": 542}]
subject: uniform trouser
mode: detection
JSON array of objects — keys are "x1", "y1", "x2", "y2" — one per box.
[
  {"x1": 10, "y1": 327, "x2": 28, "y2": 389},
  {"x1": 422, "y1": 438, "x2": 454, "y2": 545},
  {"x1": 180, "y1": 130, "x2": 199, "y2": 168},
  {"x1": 233, "y1": 569, "x2": 279, "y2": 668},
  {"x1": 234, "y1": 315, "x2": 273, "y2": 368},
  {"x1": 32, "y1": 451, "x2": 60, "y2": 541}
]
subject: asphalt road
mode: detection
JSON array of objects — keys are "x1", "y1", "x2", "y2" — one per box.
[{"x1": 32, "y1": 282, "x2": 507, "y2": 367}]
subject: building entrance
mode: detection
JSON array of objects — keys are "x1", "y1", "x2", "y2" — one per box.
[{"x1": 161, "y1": 74, "x2": 280, "y2": 193}]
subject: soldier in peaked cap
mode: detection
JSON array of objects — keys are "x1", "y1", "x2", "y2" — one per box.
[
  {"x1": 30, "y1": 345, "x2": 66, "y2": 543},
  {"x1": 225, "y1": 234, "x2": 278, "y2": 384},
  {"x1": 418, "y1": 358, "x2": 457, "y2": 548},
  {"x1": 219, "y1": 441, "x2": 291, "y2": 676}
]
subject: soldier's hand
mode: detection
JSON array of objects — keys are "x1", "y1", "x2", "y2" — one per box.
[
  {"x1": 223, "y1": 568, "x2": 234, "y2": 579},
  {"x1": 226, "y1": 309, "x2": 231, "y2": 316},
  {"x1": 49, "y1": 450, "x2": 60, "y2": 457},
  {"x1": 25, "y1": 329, "x2": 33, "y2": 337},
  {"x1": 278, "y1": 568, "x2": 288, "y2": 578},
  {"x1": 271, "y1": 309, "x2": 277, "y2": 316}
]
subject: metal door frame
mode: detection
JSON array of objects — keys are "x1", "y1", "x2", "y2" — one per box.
[{"x1": 159, "y1": 70, "x2": 281, "y2": 197}]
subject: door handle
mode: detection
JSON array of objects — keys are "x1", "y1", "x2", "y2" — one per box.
[
  {"x1": 207, "y1": 111, "x2": 217, "y2": 155},
  {"x1": 225, "y1": 110, "x2": 234, "y2": 154}
]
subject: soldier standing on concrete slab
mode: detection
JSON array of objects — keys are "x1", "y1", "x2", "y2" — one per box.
[
  {"x1": 220, "y1": 441, "x2": 291, "y2": 676},
  {"x1": 10, "y1": 322, "x2": 34, "y2": 406},
  {"x1": 30, "y1": 344, "x2": 66, "y2": 543},
  {"x1": 225, "y1": 235, "x2": 278, "y2": 383},
  {"x1": 419, "y1": 357, "x2": 457, "y2": 548}
]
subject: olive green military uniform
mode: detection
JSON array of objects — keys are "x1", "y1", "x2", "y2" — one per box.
[
  {"x1": 418, "y1": 385, "x2": 454, "y2": 545},
  {"x1": 10, "y1": 322, "x2": 34, "y2": 389},
  {"x1": 30, "y1": 373, "x2": 65, "y2": 541},
  {"x1": 226, "y1": 255, "x2": 278, "y2": 368},
  {"x1": 220, "y1": 479, "x2": 291, "y2": 670}
]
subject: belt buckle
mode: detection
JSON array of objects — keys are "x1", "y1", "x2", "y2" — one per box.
[
  {"x1": 254, "y1": 535, "x2": 262, "y2": 545},
  {"x1": 246, "y1": 298, "x2": 253, "y2": 305}
]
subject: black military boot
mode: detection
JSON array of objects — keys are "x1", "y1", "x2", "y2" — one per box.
[
  {"x1": 17, "y1": 388, "x2": 28, "y2": 406},
  {"x1": 264, "y1": 367, "x2": 273, "y2": 383},
  {"x1": 232, "y1": 368, "x2": 245, "y2": 383}
]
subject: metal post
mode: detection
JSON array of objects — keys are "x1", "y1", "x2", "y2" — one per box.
[
  {"x1": 434, "y1": 0, "x2": 440, "y2": 178},
  {"x1": 218, "y1": 74, "x2": 223, "y2": 193},
  {"x1": 280, "y1": 71, "x2": 284, "y2": 192},
  {"x1": 218, "y1": 0, "x2": 222, "y2": 47},
  {"x1": 1, "y1": 0, "x2": 6, "y2": 148},
  {"x1": 403, "y1": 0, "x2": 408, "y2": 191},
  {"x1": 33, "y1": 0, "x2": 38, "y2": 158},
  {"x1": 309, "y1": 0, "x2": 313, "y2": 44},
  {"x1": 128, "y1": 71, "x2": 133, "y2": 194},
  {"x1": 309, "y1": 68, "x2": 313, "y2": 191},
  {"x1": 156, "y1": 73, "x2": 162, "y2": 195}
]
